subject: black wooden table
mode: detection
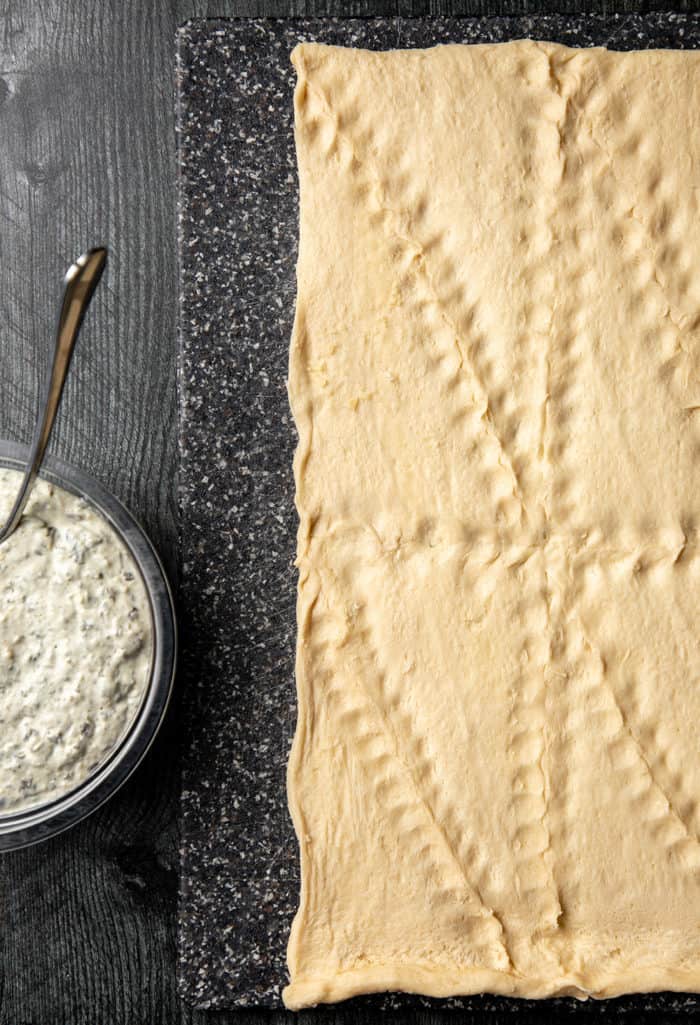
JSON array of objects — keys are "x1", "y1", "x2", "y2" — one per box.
[{"x1": 1, "y1": 2, "x2": 698, "y2": 1024}]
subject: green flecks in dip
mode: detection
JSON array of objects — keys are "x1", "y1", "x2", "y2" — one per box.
[{"x1": 0, "y1": 468, "x2": 153, "y2": 814}]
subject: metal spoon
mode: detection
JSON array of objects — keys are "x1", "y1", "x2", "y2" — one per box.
[{"x1": 0, "y1": 247, "x2": 108, "y2": 544}]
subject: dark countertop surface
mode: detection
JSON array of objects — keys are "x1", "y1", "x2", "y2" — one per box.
[
  {"x1": 2, "y1": 2, "x2": 700, "y2": 1024},
  {"x1": 177, "y1": 12, "x2": 700, "y2": 1018}
]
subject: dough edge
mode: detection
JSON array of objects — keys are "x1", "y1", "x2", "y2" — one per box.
[{"x1": 283, "y1": 962, "x2": 700, "y2": 1011}]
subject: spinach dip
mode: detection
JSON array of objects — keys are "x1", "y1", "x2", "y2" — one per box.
[{"x1": 0, "y1": 468, "x2": 153, "y2": 814}]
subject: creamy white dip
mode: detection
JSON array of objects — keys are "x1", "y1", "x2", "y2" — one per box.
[{"x1": 0, "y1": 468, "x2": 153, "y2": 814}]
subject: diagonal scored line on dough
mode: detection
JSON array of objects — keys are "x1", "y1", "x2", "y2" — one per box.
[{"x1": 568, "y1": 606, "x2": 700, "y2": 862}]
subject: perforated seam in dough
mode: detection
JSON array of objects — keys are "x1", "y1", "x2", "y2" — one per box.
[
  {"x1": 509, "y1": 561, "x2": 562, "y2": 935},
  {"x1": 526, "y1": 70, "x2": 617, "y2": 914},
  {"x1": 615, "y1": 697, "x2": 700, "y2": 859},
  {"x1": 571, "y1": 94, "x2": 700, "y2": 416},
  {"x1": 542, "y1": 67, "x2": 589, "y2": 531},
  {"x1": 535, "y1": 546, "x2": 577, "y2": 920},
  {"x1": 314, "y1": 517, "x2": 700, "y2": 572},
  {"x1": 574, "y1": 620, "x2": 700, "y2": 867},
  {"x1": 503, "y1": 67, "x2": 580, "y2": 931}
]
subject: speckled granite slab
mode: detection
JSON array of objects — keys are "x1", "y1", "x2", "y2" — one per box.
[{"x1": 176, "y1": 13, "x2": 700, "y2": 1012}]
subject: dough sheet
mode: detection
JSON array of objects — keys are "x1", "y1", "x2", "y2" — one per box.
[{"x1": 285, "y1": 39, "x2": 700, "y2": 1009}]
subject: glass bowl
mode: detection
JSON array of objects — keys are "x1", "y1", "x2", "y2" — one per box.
[{"x1": 0, "y1": 440, "x2": 176, "y2": 851}]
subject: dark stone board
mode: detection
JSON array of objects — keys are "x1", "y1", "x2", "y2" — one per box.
[{"x1": 176, "y1": 12, "x2": 700, "y2": 1013}]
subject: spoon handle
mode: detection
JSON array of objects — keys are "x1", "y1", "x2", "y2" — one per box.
[{"x1": 0, "y1": 247, "x2": 108, "y2": 543}]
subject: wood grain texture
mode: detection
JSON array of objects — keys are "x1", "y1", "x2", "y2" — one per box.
[
  {"x1": 0, "y1": 3, "x2": 181, "y2": 1024},
  {"x1": 2, "y1": 2, "x2": 700, "y2": 1024}
]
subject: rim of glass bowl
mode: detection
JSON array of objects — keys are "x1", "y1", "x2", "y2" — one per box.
[{"x1": 0, "y1": 440, "x2": 177, "y2": 851}]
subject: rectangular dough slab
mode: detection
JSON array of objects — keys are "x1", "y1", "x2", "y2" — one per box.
[{"x1": 285, "y1": 39, "x2": 700, "y2": 1010}]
